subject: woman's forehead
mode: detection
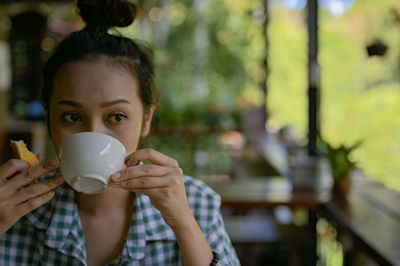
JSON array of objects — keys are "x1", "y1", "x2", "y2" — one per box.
[{"x1": 51, "y1": 59, "x2": 140, "y2": 103}]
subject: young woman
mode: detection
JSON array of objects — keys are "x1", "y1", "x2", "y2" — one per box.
[{"x1": 0, "y1": 0, "x2": 240, "y2": 265}]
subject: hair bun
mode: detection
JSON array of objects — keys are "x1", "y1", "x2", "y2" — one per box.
[{"x1": 77, "y1": 0, "x2": 138, "y2": 30}]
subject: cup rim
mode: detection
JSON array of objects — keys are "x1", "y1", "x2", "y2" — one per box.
[{"x1": 59, "y1": 132, "x2": 126, "y2": 150}]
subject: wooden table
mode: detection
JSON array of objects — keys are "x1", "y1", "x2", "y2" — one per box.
[
  {"x1": 205, "y1": 177, "x2": 330, "y2": 265},
  {"x1": 206, "y1": 177, "x2": 330, "y2": 209},
  {"x1": 320, "y1": 178, "x2": 400, "y2": 266},
  {"x1": 205, "y1": 175, "x2": 400, "y2": 265}
]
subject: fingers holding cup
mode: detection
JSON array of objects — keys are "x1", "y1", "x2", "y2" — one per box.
[
  {"x1": 128, "y1": 148, "x2": 179, "y2": 168},
  {"x1": 111, "y1": 163, "x2": 183, "y2": 189}
]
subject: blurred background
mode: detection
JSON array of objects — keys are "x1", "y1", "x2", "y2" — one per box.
[{"x1": 0, "y1": 0, "x2": 399, "y2": 266}]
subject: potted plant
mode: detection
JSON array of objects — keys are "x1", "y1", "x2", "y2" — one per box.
[{"x1": 322, "y1": 140, "x2": 361, "y2": 197}]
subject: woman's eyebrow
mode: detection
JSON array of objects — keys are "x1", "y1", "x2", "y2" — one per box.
[
  {"x1": 100, "y1": 99, "x2": 131, "y2": 107},
  {"x1": 57, "y1": 99, "x2": 131, "y2": 108},
  {"x1": 57, "y1": 100, "x2": 82, "y2": 107}
]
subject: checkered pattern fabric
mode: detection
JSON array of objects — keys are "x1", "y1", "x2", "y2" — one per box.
[{"x1": 0, "y1": 176, "x2": 240, "y2": 265}]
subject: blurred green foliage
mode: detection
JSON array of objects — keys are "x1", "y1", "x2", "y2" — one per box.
[
  {"x1": 268, "y1": 1, "x2": 400, "y2": 191},
  {"x1": 123, "y1": 0, "x2": 400, "y2": 190},
  {"x1": 121, "y1": 0, "x2": 266, "y2": 178}
]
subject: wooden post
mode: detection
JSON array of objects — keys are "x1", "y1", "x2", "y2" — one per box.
[
  {"x1": 262, "y1": 0, "x2": 269, "y2": 127},
  {"x1": 307, "y1": 0, "x2": 320, "y2": 156}
]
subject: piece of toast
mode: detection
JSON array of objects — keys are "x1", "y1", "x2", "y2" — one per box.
[{"x1": 10, "y1": 140, "x2": 41, "y2": 167}]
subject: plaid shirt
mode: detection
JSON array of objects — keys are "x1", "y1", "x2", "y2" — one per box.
[{"x1": 0, "y1": 176, "x2": 240, "y2": 266}]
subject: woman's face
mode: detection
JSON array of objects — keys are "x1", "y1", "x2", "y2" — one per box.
[{"x1": 49, "y1": 59, "x2": 154, "y2": 154}]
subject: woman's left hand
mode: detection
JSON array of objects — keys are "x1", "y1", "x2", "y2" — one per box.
[{"x1": 110, "y1": 148, "x2": 192, "y2": 229}]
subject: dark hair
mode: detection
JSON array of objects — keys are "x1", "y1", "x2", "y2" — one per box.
[{"x1": 41, "y1": 0, "x2": 157, "y2": 113}]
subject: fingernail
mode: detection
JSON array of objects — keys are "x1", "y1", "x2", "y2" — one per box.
[
  {"x1": 50, "y1": 158, "x2": 59, "y2": 167},
  {"x1": 111, "y1": 181, "x2": 120, "y2": 187},
  {"x1": 55, "y1": 176, "x2": 64, "y2": 184},
  {"x1": 112, "y1": 173, "x2": 121, "y2": 180}
]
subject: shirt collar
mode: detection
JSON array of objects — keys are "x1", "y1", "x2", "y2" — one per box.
[{"x1": 26, "y1": 183, "x2": 176, "y2": 263}]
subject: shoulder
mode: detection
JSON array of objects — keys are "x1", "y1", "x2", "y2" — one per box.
[
  {"x1": 183, "y1": 176, "x2": 221, "y2": 227},
  {"x1": 0, "y1": 215, "x2": 42, "y2": 264},
  {"x1": 183, "y1": 177, "x2": 241, "y2": 265},
  {"x1": 183, "y1": 175, "x2": 219, "y2": 199},
  {"x1": 184, "y1": 176, "x2": 221, "y2": 207}
]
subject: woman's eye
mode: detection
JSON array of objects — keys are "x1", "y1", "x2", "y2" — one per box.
[
  {"x1": 108, "y1": 113, "x2": 127, "y2": 123},
  {"x1": 62, "y1": 112, "x2": 82, "y2": 122}
]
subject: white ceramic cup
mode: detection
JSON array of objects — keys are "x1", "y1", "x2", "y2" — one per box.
[{"x1": 59, "y1": 132, "x2": 129, "y2": 194}]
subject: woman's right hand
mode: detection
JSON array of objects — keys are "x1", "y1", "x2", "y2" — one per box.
[{"x1": 0, "y1": 158, "x2": 64, "y2": 235}]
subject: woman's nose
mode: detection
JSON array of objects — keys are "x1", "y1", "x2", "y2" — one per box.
[{"x1": 84, "y1": 120, "x2": 105, "y2": 134}]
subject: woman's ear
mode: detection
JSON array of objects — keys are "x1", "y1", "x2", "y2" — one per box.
[{"x1": 141, "y1": 104, "x2": 155, "y2": 137}]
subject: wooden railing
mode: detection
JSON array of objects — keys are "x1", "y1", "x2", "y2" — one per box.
[{"x1": 320, "y1": 178, "x2": 400, "y2": 266}]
